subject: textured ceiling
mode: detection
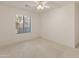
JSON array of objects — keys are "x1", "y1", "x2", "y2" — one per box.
[{"x1": 0, "y1": 1, "x2": 73, "y2": 14}]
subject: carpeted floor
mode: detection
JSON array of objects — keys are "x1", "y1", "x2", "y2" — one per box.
[{"x1": 0, "y1": 38, "x2": 79, "y2": 58}]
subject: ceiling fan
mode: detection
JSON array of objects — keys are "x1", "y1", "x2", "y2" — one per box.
[{"x1": 25, "y1": 1, "x2": 50, "y2": 10}]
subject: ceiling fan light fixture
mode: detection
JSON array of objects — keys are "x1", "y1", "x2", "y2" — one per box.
[
  {"x1": 37, "y1": 5, "x2": 44, "y2": 10},
  {"x1": 41, "y1": 6, "x2": 44, "y2": 10},
  {"x1": 25, "y1": 1, "x2": 50, "y2": 11}
]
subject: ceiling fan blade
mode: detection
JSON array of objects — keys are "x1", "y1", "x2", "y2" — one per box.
[
  {"x1": 25, "y1": 3, "x2": 37, "y2": 8},
  {"x1": 42, "y1": 1, "x2": 47, "y2": 5},
  {"x1": 34, "y1": 1, "x2": 39, "y2": 5},
  {"x1": 43, "y1": 5, "x2": 50, "y2": 8}
]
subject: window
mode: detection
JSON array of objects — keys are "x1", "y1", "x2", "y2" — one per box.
[{"x1": 16, "y1": 15, "x2": 31, "y2": 34}]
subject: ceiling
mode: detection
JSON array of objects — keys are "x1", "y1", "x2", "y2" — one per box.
[{"x1": 0, "y1": 1, "x2": 73, "y2": 14}]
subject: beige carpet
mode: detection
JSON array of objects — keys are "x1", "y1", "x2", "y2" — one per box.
[{"x1": 0, "y1": 38, "x2": 79, "y2": 58}]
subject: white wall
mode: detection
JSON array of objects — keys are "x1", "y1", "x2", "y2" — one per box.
[
  {"x1": 75, "y1": 3, "x2": 79, "y2": 47},
  {"x1": 41, "y1": 3, "x2": 75, "y2": 48},
  {"x1": 0, "y1": 4, "x2": 40, "y2": 47}
]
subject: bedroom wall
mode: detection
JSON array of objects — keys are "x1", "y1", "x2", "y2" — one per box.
[
  {"x1": 0, "y1": 4, "x2": 40, "y2": 47},
  {"x1": 41, "y1": 3, "x2": 75, "y2": 48},
  {"x1": 75, "y1": 3, "x2": 79, "y2": 47}
]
